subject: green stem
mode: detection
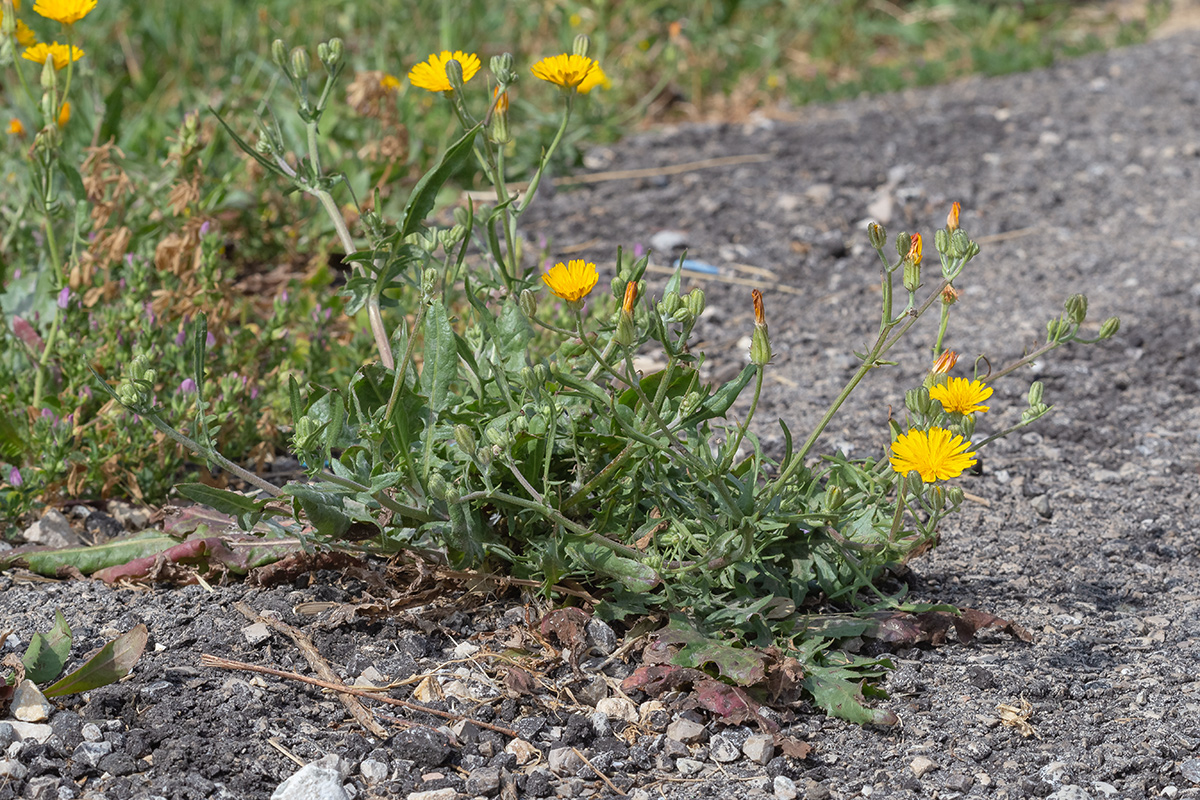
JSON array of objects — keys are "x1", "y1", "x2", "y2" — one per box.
[
  {"x1": 318, "y1": 471, "x2": 443, "y2": 524},
  {"x1": 561, "y1": 440, "x2": 637, "y2": 511},
  {"x1": 31, "y1": 209, "x2": 65, "y2": 409},
  {"x1": 517, "y1": 93, "x2": 572, "y2": 217},
  {"x1": 718, "y1": 364, "x2": 763, "y2": 473},
  {"x1": 142, "y1": 410, "x2": 283, "y2": 498}
]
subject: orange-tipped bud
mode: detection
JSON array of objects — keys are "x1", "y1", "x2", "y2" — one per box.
[
  {"x1": 7, "y1": 119, "x2": 24, "y2": 136},
  {"x1": 752, "y1": 289, "x2": 766, "y2": 326},
  {"x1": 750, "y1": 290, "x2": 771, "y2": 366},
  {"x1": 947, "y1": 202, "x2": 961, "y2": 232},
  {"x1": 932, "y1": 350, "x2": 958, "y2": 374},
  {"x1": 941, "y1": 285, "x2": 961, "y2": 305},
  {"x1": 493, "y1": 87, "x2": 509, "y2": 115},
  {"x1": 622, "y1": 281, "x2": 638, "y2": 315},
  {"x1": 907, "y1": 232, "x2": 923, "y2": 266}
]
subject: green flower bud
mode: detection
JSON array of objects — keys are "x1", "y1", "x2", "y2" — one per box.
[
  {"x1": 444, "y1": 58, "x2": 465, "y2": 93},
  {"x1": 511, "y1": 415, "x2": 529, "y2": 435},
  {"x1": 658, "y1": 292, "x2": 683, "y2": 317},
  {"x1": 116, "y1": 383, "x2": 140, "y2": 407},
  {"x1": 679, "y1": 391, "x2": 702, "y2": 417},
  {"x1": 519, "y1": 289, "x2": 538, "y2": 319},
  {"x1": 557, "y1": 338, "x2": 588, "y2": 359},
  {"x1": 906, "y1": 386, "x2": 932, "y2": 417},
  {"x1": 949, "y1": 229, "x2": 971, "y2": 258},
  {"x1": 1028, "y1": 381, "x2": 1044, "y2": 407},
  {"x1": 484, "y1": 424, "x2": 507, "y2": 448},
  {"x1": 750, "y1": 324, "x2": 772, "y2": 366},
  {"x1": 684, "y1": 288, "x2": 706, "y2": 319},
  {"x1": 824, "y1": 484, "x2": 845, "y2": 511},
  {"x1": 290, "y1": 47, "x2": 310, "y2": 81},
  {"x1": 903, "y1": 259, "x2": 921, "y2": 293},
  {"x1": 963, "y1": 241, "x2": 980, "y2": 260},
  {"x1": 928, "y1": 485, "x2": 945, "y2": 512},
  {"x1": 1098, "y1": 316, "x2": 1120, "y2": 339},
  {"x1": 960, "y1": 414, "x2": 976, "y2": 439},
  {"x1": 438, "y1": 224, "x2": 467, "y2": 251},
  {"x1": 428, "y1": 472, "x2": 449, "y2": 501},
  {"x1": 272, "y1": 39, "x2": 289, "y2": 73},
  {"x1": 895, "y1": 232, "x2": 912, "y2": 259},
  {"x1": 868, "y1": 222, "x2": 887, "y2": 251},
  {"x1": 475, "y1": 447, "x2": 493, "y2": 471},
  {"x1": 422, "y1": 267, "x2": 439, "y2": 295},
  {"x1": 945, "y1": 486, "x2": 964, "y2": 509},
  {"x1": 320, "y1": 38, "x2": 344, "y2": 72},
  {"x1": 489, "y1": 101, "x2": 511, "y2": 144},
  {"x1": 573, "y1": 34, "x2": 591, "y2": 58},
  {"x1": 490, "y1": 53, "x2": 517, "y2": 86},
  {"x1": 614, "y1": 308, "x2": 636, "y2": 347},
  {"x1": 1064, "y1": 294, "x2": 1088, "y2": 324},
  {"x1": 934, "y1": 228, "x2": 950, "y2": 255},
  {"x1": 454, "y1": 424, "x2": 476, "y2": 456},
  {"x1": 906, "y1": 471, "x2": 926, "y2": 494}
]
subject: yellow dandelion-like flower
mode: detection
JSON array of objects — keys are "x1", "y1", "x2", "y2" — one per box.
[
  {"x1": 578, "y1": 63, "x2": 610, "y2": 94},
  {"x1": 22, "y1": 41, "x2": 85, "y2": 69},
  {"x1": 380, "y1": 74, "x2": 401, "y2": 92},
  {"x1": 408, "y1": 50, "x2": 481, "y2": 93},
  {"x1": 14, "y1": 19, "x2": 36, "y2": 46},
  {"x1": 7, "y1": 119, "x2": 25, "y2": 136},
  {"x1": 542, "y1": 259, "x2": 598, "y2": 303},
  {"x1": 890, "y1": 427, "x2": 977, "y2": 483},
  {"x1": 929, "y1": 377, "x2": 992, "y2": 415},
  {"x1": 531, "y1": 53, "x2": 598, "y2": 89},
  {"x1": 33, "y1": 0, "x2": 96, "y2": 25}
]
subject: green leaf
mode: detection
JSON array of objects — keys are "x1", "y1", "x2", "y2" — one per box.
[
  {"x1": 98, "y1": 75, "x2": 129, "y2": 145},
  {"x1": 566, "y1": 540, "x2": 660, "y2": 593},
  {"x1": 399, "y1": 125, "x2": 480, "y2": 241},
  {"x1": 801, "y1": 660, "x2": 898, "y2": 726},
  {"x1": 22, "y1": 609, "x2": 72, "y2": 685},
  {"x1": 58, "y1": 163, "x2": 87, "y2": 202},
  {"x1": 680, "y1": 364, "x2": 757, "y2": 427},
  {"x1": 0, "y1": 411, "x2": 27, "y2": 462},
  {"x1": 286, "y1": 484, "x2": 351, "y2": 539},
  {"x1": 209, "y1": 106, "x2": 286, "y2": 176},
  {"x1": 658, "y1": 617, "x2": 769, "y2": 685},
  {"x1": 42, "y1": 624, "x2": 148, "y2": 698},
  {"x1": 495, "y1": 299, "x2": 534, "y2": 372},
  {"x1": 176, "y1": 483, "x2": 272, "y2": 531},
  {"x1": 421, "y1": 300, "x2": 458, "y2": 413},
  {"x1": 0, "y1": 531, "x2": 177, "y2": 576}
]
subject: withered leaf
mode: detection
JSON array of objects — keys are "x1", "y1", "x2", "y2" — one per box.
[
  {"x1": 775, "y1": 735, "x2": 813, "y2": 759},
  {"x1": 621, "y1": 664, "x2": 707, "y2": 696},
  {"x1": 503, "y1": 667, "x2": 539, "y2": 696}
]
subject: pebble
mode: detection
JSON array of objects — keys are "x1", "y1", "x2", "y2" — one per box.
[
  {"x1": 596, "y1": 697, "x2": 637, "y2": 723},
  {"x1": 708, "y1": 733, "x2": 742, "y2": 763},
  {"x1": 804, "y1": 779, "x2": 831, "y2": 800},
  {"x1": 773, "y1": 775, "x2": 798, "y2": 800},
  {"x1": 649, "y1": 230, "x2": 689, "y2": 253},
  {"x1": 465, "y1": 765, "x2": 501, "y2": 795},
  {"x1": 1182, "y1": 759, "x2": 1200, "y2": 784},
  {"x1": 242, "y1": 622, "x2": 272, "y2": 646},
  {"x1": 504, "y1": 738, "x2": 539, "y2": 765},
  {"x1": 21, "y1": 509, "x2": 78, "y2": 548},
  {"x1": 12, "y1": 680, "x2": 52, "y2": 722},
  {"x1": 910, "y1": 755, "x2": 937, "y2": 778},
  {"x1": 0, "y1": 723, "x2": 14, "y2": 750},
  {"x1": 1048, "y1": 786, "x2": 1092, "y2": 800},
  {"x1": 586, "y1": 618, "x2": 617, "y2": 655},
  {"x1": 359, "y1": 759, "x2": 388, "y2": 784},
  {"x1": 405, "y1": 790, "x2": 457, "y2": 800},
  {"x1": 675, "y1": 757, "x2": 705, "y2": 777},
  {"x1": 0, "y1": 759, "x2": 29, "y2": 781},
  {"x1": 1032, "y1": 494, "x2": 1052, "y2": 518},
  {"x1": 665, "y1": 717, "x2": 706, "y2": 744},
  {"x1": 81, "y1": 723, "x2": 103, "y2": 743},
  {"x1": 23, "y1": 775, "x2": 60, "y2": 800},
  {"x1": 547, "y1": 746, "x2": 583, "y2": 777},
  {"x1": 5, "y1": 721, "x2": 53, "y2": 743},
  {"x1": 107, "y1": 499, "x2": 151, "y2": 530},
  {"x1": 743, "y1": 733, "x2": 775, "y2": 764},
  {"x1": 73, "y1": 741, "x2": 113, "y2": 768},
  {"x1": 589, "y1": 711, "x2": 612, "y2": 739}
]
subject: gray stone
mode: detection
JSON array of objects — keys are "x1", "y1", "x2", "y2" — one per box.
[
  {"x1": 465, "y1": 765, "x2": 501, "y2": 796},
  {"x1": 596, "y1": 697, "x2": 636, "y2": 723},
  {"x1": 25, "y1": 775, "x2": 61, "y2": 800},
  {"x1": 1182, "y1": 759, "x2": 1200, "y2": 784},
  {"x1": 405, "y1": 789, "x2": 458, "y2": 800},
  {"x1": 662, "y1": 737, "x2": 689, "y2": 758},
  {"x1": 242, "y1": 622, "x2": 272, "y2": 646},
  {"x1": 359, "y1": 758, "x2": 388, "y2": 784},
  {"x1": 22, "y1": 509, "x2": 79, "y2": 548},
  {"x1": 911, "y1": 755, "x2": 938, "y2": 778},
  {"x1": 0, "y1": 759, "x2": 29, "y2": 781},
  {"x1": 675, "y1": 757, "x2": 705, "y2": 776},
  {"x1": 548, "y1": 746, "x2": 583, "y2": 777},
  {"x1": 649, "y1": 230, "x2": 689, "y2": 253},
  {"x1": 270, "y1": 764, "x2": 349, "y2": 800},
  {"x1": 1031, "y1": 494, "x2": 1052, "y2": 518},
  {"x1": 0, "y1": 722, "x2": 14, "y2": 750},
  {"x1": 742, "y1": 733, "x2": 775, "y2": 765},
  {"x1": 107, "y1": 500, "x2": 151, "y2": 530},
  {"x1": 73, "y1": 741, "x2": 113, "y2": 768},
  {"x1": 804, "y1": 779, "x2": 831, "y2": 800},
  {"x1": 589, "y1": 711, "x2": 612, "y2": 739},
  {"x1": 1048, "y1": 787, "x2": 1092, "y2": 800},
  {"x1": 6, "y1": 720, "x2": 54, "y2": 743},
  {"x1": 573, "y1": 676, "x2": 608, "y2": 707},
  {"x1": 81, "y1": 723, "x2": 103, "y2": 743},
  {"x1": 773, "y1": 775, "x2": 798, "y2": 800},
  {"x1": 585, "y1": 618, "x2": 617, "y2": 655},
  {"x1": 665, "y1": 717, "x2": 706, "y2": 744},
  {"x1": 708, "y1": 733, "x2": 741, "y2": 763}
]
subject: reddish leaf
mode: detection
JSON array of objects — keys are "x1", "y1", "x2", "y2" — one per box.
[
  {"x1": 12, "y1": 317, "x2": 43, "y2": 355},
  {"x1": 621, "y1": 664, "x2": 707, "y2": 696},
  {"x1": 958, "y1": 608, "x2": 1034, "y2": 643},
  {"x1": 692, "y1": 678, "x2": 777, "y2": 730},
  {"x1": 504, "y1": 667, "x2": 539, "y2": 696},
  {"x1": 539, "y1": 608, "x2": 591, "y2": 665},
  {"x1": 776, "y1": 735, "x2": 812, "y2": 759},
  {"x1": 656, "y1": 621, "x2": 768, "y2": 685}
]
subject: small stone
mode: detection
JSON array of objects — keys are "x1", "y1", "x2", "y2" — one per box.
[
  {"x1": 22, "y1": 509, "x2": 79, "y2": 548},
  {"x1": 452, "y1": 641, "x2": 479, "y2": 658},
  {"x1": 665, "y1": 717, "x2": 706, "y2": 744},
  {"x1": 107, "y1": 500, "x2": 151, "y2": 530},
  {"x1": 1182, "y1": 759, "x2": 1200, "y2": 784},
  {"x1": 393, "y1": 728, "x2": 452, "y2": 767},
  {"x1": 945, "y1": 773, "x2": 974, "y2": 792},
  {"x1": 73, "y1": 741, "x2": 113, "y2": 768},
  {"x1": 773, "y1": 775, "x2": 799, "y2": 800},
  {"x1": 548, "y1": 746, "x2": 583, "y2": 777},
  {"x1": 405, "y1": 790, "x2": 458, "y2": 800},
  {"x1": 596, "y1": 697, "x2": 637, "y2": 723},
  {"x1": 1091, "y1": 781, "x2": 1118, "y2": 796},
  {"x1": 1162, "y1": 788, "x2": 1179, "y2": 800},
  {"x1": 649, "y1": 230, "x2": 689, "y2": 253},
  {"x1": 0, "y1": 759, "x2": 29, "y2": 781},
  {"x1": 708, "y1": 733, "x2": 741, "y2": 763},
  {"x1": 803, "y1": 779, "x2": 831, "y2": 800},
  {"x1": 573, "y1": 676, "x2": 608, "y2": 708},
  {"x1": 585, "y1": 618, "x2": 617, "y2": 655},
  {"x1": 81, "y1": 723, "x2": 103, "y2": 743},
  {"x1": 5, "y1": 721, "x2": 53, "y2": 743},
  {"x1": 910, "y1": 755, "x2": 938, "y2": 778},
  {"x1": 662, "y1": 737, "x2": 689, "y2": 758},
  {"x1": 359, "y1": 759, "x2": 388, "y2": 785},
  {"x1": 449, "y1": 719, "x2": 479, "y2": 742},
  {"x1": 242, "y1": 622, "x2": 272, "y2": 646},
  {"x1": 465, "y1": 766, "x2": 501, "y2": 796},
  {"x1": 504, "y1": 738, "x2": 540, "y2": 765},
  {"x1": 743, "y1": 733, "x2": 775, "y2": 765},
  {"x1": 84, "y1": 511, "x2": 124, "y2": 540},
  {"x1": 589, "y1": 712, "x2": 612, "y2": 739},
  {"x1": 675, "y1": 757, "x2": 705, "y2": 777},
  {"x1": 12, "y1": 680, "x2": 53, "y2": 722},
  {"x1": 23, "y1": 775, "x2": 61, "y2": 800},
  {"x1": 1031, "y1": 494, "x2": 1052, "y2": 518},
  {"x1": 0, "y1": 723, "x2": 14, "y2": 750},
  {"x1": 1047, "y1": 786, "x2": 1092, "y2": 800}
]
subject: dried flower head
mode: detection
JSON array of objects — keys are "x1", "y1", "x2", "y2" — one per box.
[
  {"x1": 929, "y1": 377, "x2": 992, "y2": 415},
  {"x1": 890, "y1": 426, "x2": 977, "y2": 483},
  {"x1": 33, "y1": 0, "x2": 96, "y2": 25},
  {"x1": 941, "y1": 285, "x2": 961, "y2": 305},
  {"x1": 542, "y1": 259, "x2": 598, "y2": 303},
  {"x1": 907, "y1": 232, "x2": 923, "y2": 266},
  {"x1": 931, "y1": 350, "x2": 958, "y2": 375},
  {"x1": 408, "y1": 50, "x2": 481, "y2": 93},
  {"x1": 531, "y1": 53, "x2": 598, "y2": 89}
]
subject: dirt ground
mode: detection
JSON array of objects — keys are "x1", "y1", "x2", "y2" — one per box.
[{"x1": 3, "y1": 28, "x2": 1200, "y2": 800}]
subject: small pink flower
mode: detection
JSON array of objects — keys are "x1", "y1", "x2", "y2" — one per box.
[
  {"x1": 179, "y1": 378, "x2": 198, "y2": 394},
  {"x1": 57, "y1": 287, "x2": 71, "y2": 309},
  {"x1": 633, "y1": 243, "x2": 645, "y2": 257},
  {"x1": 206, "y1": 331, "x2": 216, "y2": 348},
  {"x1": 175, "y1": 329, "x2": 186, "y2": 347},
  {"x1": 8, "y1": 467, "x2": 22, "y2": 487}
]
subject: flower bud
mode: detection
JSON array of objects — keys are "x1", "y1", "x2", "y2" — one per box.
[
  {"x1": 947, "y1": 201, "x2": 961, "y2": 232},
  {"x1": 963, "y1": 241, "x2": 980, "y2": 260},
  {"x1": 934, "y1": 228, "x2": 950, "y2": 255},
  {"x1": 824, "y1": 484, "x2": 845, "y2": 512},
  {"x1": 319, "y1": 38, "x2": 344, "y2": 72},
  {"x1": 444, "y1": 58, "x2": 465, "y2": 93},
  {"x1": 868, "y1": 222, "x2": 887, "y2": 251},
  {"x1": 454, "y1": 424, "x2": 477, "y2": 456},
  {"x1": 679, "y1": 391, "x2": 702, "y2": 417},
  {"x1": 906, "y1": 471, "x2": 926, "y2": 494},
  {"x1": 960, "y1": 413, "x2": 976, "y2": 438},
  {"x1": 422, "y1": 267, "x2": 439, "y2": 295},
  {"x1": 929, "y1": 485, "x2": 945, "y2": 512},
  {"x1": 906, "y1": 386, "x2": 932, "y2": 416},
  {"x1": 484, "y1": 424, "x2": 507, "y2": 448},
  {"x1": 895, "y1": 232, "x2": 912, "y2": 259},
  {"x1": 272, "y1": 39, "x2": 289, "y2": 73},
  {"x1": 1098, "y1": 316, "x2": 1120, "y2": 339},
  {"x1": 290, "y1": 47, "x2": 310, "y2": 81},
  {"x1": 1028, "y1": 381, "x2": 1044, "y2": 407},
  {"x1": 749, "y1": 289, "x2": 772, "y2": 366},
  {"x1": 573, "y1": 34, "x2": 591, "y2": 58},
  {"x1": 475, "y1": 447, "x2": 493, "y2": 471},
  {"x1": 684, "y1": 288, "x2": 706, "y2": 319},
  {"x1": 519, "y1": 289, "x2": 538, "y2": 319},
  {"x1": 489, "y1": 89, "x2": 512, "y2": 144},
  {"x1": 941, "y1": 285, "x2": 960, "y2": 306},
  {"x1": 1064, "y1": 294, "x2": 1088, "y2": 324},
  {"x1": 1046, "y1": 318, "x2": 1064, "y2": 341},
  {"x1": 903, "y1": 259, "x2": 921, "y2": 293},
  {"x1": 932, "y1": 350, "x2": 958, "y2": 375},
  {"x1": 438, "y1": 224, "x2": 467, "y2": 251},
  {"x1": 949, "y1": 229, "x2": 970, "y2": 258},
  {"x1": 658, "y1": 291, "x2": 682, "y2": 318},
  {"x1": 490, "y1": 53, "x2": 517, "y2": 86},
  {"x1": 40, "y1": 58, "x2": 56, "y2": 90},
  {"x1": 946, "y1": 486, "x2": 964, "y2": 509},
  {"x1": 428, "y1": 472, "x2": 450, "y2": 501}
]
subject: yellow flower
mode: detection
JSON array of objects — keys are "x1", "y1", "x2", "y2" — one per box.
[
  {"x1": 578, "y1": 63, "x2": 610, "y2": 94},
  {"x1": 929, "y1": 377, "x2": 992, "y2": 415},
  {"x1": 33, "y1": 0, "x2": 96, "y2": 24},
  {"x1": 907, "y1": 232, "x2": 923, "y2": 266},
  {"x1": 531, "y1": 53, "x2": 598, "y2": 89},
  {"x1": 890, "y1": 427, "x2": 977, "y2": 483},
  {"x1": 408, "y1": 50, "x2": 481, "y2": 93},
  {"x1": 7, "y1": 118, "x2": 25, "y2": 136},
  {"x1": 380, "y1": 74, "x2": 401, "y2": 92},
  {"x1": 13, "y1": 19, "x2": 36, "y2": 46},
  {"x1": 542, "y1": 259, "x2": 598, "y2": 303},
  {"x1": 22, "y1": 41, "x2": 85, "y2": 69},
  {"x1": 56, "y1": 101, "x2": 70, "y2": 127}
]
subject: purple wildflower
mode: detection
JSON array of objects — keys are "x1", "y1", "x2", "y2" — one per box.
[
  {"x1": 179, "y1": 378, "x2": 198, "y2": 394},
  {"x1": 8, "y1": 467, "x2": 22, "y2": 488},
  {"x1": 175, "y1": 329, "x2": 187, "y2": 347},
  {"x1": 206, "y1": 331, "x2": 216, "y2": 348}
]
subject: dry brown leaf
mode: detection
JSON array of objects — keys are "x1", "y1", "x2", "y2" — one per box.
[{"x1": 996, "y1": 699, "x2": 1039, "y2": 738}]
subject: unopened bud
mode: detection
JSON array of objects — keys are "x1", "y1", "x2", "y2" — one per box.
[
  {"x1": 1064, "y1": 294, "x2": 1088, "y2": 324},
  {"x1": 934, "y1": 228, "x2": 950, "y2": 255},
  {"x1": 490, "y1": 53, "x2": 517, "y2": 86},
  {"x1": 907, "y1": 471, "x2": 926, "y2": 493},
  {"x1": 484, "y1": 424, "x2": 507, "y2": 448},
  {"x1": 489, "y1": 89, "x2": 511, "y2": 143},
  {"x1": 929, "y1": 485, "x2": 945, "y2": 512},
  {"x1": 1028, "y1": 381, "x2": 1044, "y2": 407},
  {"x1": 422, "y1": 267, "x2": 439, "y2": 295},
  {"x1": 824, "y1": 485, "x2": 845, "y2": 512},
  {"x1": 903, "y1": 259, "x2": 921, "y2": 293},
  {"x1": 428, "y1": 473, "x2": 449, "y2": 501},
  {"x1": 895, "y1": 232, "x2": 912, "y2": 259},
  {"x1": 932, "y1": 350, "x2": 958, "y2": 375},
  {"x1": 573, "y1": 34, "x2": 591, "y2": 58},
  {"x1": 960, "y1": 414, "x2": 976, "y2": 438},
  {"x1": 444, "y1": 58, "x2": 465, "y2": 93},
  {"x1": 454, "y1": 424, "x2": 477, "y2": 455},
  {"x1": 1098, "y1": 316, "x2": 1120, "y2": 339},
  {"x1": 658, "y1": 292, "x2": 682, "y2": 318},
  {"x1": 750, "y1": 290, "x2": 772, "y2": 366},
  {"x1": 947, "y1": 201, "x2": 961, "y2": 232},
  {"x1": 290, "y1": 47, "x2": 310, "y2": 80},
  {"x1": 868, "y1": 222, "x2": 887, "y2": 250},
  {"x1": 1047, "y1": 318, "x2": 1064, "y2": 341},
  {"x1": 946, "y1": 486, "x2": 964, "y2": 509},
  {"x1": 684, "y1": 288, "x2": 706, "y2": 319},
  {"x1": 949, "y1": 229, "x2": 970, "y2": 258},
  {"x1": 320, "y1": 38, "x2": 344, "y2": 71},
  {"x1": 272, "y1": 39, "x2": 289, "y2": 72},
  {"x1": 519, "y1": 289, "x2": 538, "y2": 318},
  {"x1": 438, "y1": 224, "x2": 467, "y2": 251},
  {"x1": 906, "y1": 386, "x2": 932, "y2": 416}
]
